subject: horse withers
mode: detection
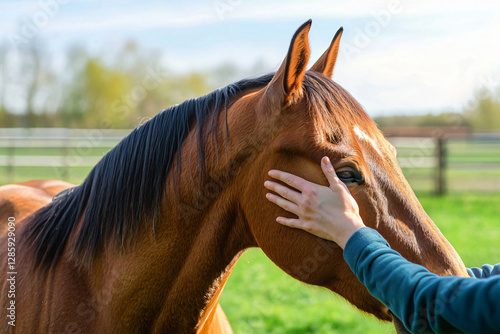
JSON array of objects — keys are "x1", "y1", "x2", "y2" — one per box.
[{"x1": 0, "y1": 180, "x2": 73, "y2": 233}]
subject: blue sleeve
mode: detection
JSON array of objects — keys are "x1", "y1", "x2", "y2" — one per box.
[
  {"x1": 343, "y1": 227, "x2": 500, "y2": 334},
  {"x1": 467, "y1": 264, "x2": 500, "y2": 278}
]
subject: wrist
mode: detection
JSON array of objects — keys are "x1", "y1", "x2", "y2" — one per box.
[{"x1": 337, "y1": 217, "x2": 365, "y2": 249}]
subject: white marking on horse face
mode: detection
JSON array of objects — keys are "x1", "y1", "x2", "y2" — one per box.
[{"x1": 353, "y1": 125, "x2": 382, "y2": 155}]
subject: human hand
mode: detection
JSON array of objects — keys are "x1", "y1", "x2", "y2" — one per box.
[{"x1": 264, "y1": 156, "x2": 366, "y2": 249}]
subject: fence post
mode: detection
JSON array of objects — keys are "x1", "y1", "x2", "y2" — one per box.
[{"x1": 435, "y1": 138, "x2": 446, "y2": 196}]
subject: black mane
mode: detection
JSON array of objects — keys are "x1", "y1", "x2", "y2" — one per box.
[{"x1": 24, "y1": 73, "x2": 274, "y2": 269}]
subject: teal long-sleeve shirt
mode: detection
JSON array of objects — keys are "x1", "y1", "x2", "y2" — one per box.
[{"x1": 343, "y1": 227, "x2": 500, "y2": 333}]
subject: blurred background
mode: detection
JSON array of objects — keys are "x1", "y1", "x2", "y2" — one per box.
[{"x1": 1, "y1": 1, "x2": 499, "y2": 333}]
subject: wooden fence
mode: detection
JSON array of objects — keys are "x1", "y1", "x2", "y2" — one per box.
[
  {"x1": 1, "y1": 128, "x2": 499, "y2": 194},
  {"x1": 387, "y1": 133, "x2": 500, "y2": 194},
  {"x1": 0, "y1": 128, "x2": 130, "y2": 185}
]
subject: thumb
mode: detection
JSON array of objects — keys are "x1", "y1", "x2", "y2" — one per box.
[{"x1": 321, "y1": 156, "x2": 339, "y2": 187}]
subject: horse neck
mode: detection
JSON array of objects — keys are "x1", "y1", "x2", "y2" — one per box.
[{"x1": 96, "y1": 130, "x2": 255, "y2": 332}]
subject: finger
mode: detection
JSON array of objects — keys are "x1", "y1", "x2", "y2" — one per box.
[
  {"x1": 267, "y1": 169, "x2": 310, "y2": 192},
  {"x1": 264, "y1": 181, "x2": 302, "y2": 204},
  {"x1": 265, "y1": 193, "x2": 301, "y2": 216},
  {"x1": 339, "y1": 180, "x2": 350, "y2": 193},
  {"x1": 320, "y1": 156, "x2": 340, "y2": 187},
  {"x1": 276, "y1": 216, "x2": 303, "y2": 229},
  {"x1": 321, "y1": 157, "x2": 350, "y2": 193}
]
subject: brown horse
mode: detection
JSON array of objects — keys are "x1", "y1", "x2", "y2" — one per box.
[
  {"x1": 0, "y1": 180, "x2": 73, "y2": 232},
  {"x1": 0, "y1": 181, "x2": 233, "y2": 334},
  {"x1": 0, "y1": 20, "x2": 468, "y2": 333}
]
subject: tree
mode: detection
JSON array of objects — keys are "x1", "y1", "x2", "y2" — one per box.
[{"x1": 465, "y1": 88, "x2": 500, "y2": 131}]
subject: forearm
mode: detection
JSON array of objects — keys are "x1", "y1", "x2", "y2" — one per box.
[{"x1": 343, "y1": 227, "x2": 500, "y2": 334}]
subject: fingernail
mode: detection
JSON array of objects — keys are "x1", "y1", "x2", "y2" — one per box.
[
  {"x1": 322, "y1": 156, "x2": 331, "y2": 165},
  {"x1": 264, "y1": 181, "x2": 270, "y2": 187}
]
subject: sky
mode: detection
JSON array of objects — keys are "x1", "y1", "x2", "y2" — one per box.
[{"x1": 1, "y1": 0, "x2": 500, "y2": 116}]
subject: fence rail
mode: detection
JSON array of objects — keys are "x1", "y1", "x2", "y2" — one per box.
[{"x1": 1, "y1": 128, "x2": 499, "y2": 194}]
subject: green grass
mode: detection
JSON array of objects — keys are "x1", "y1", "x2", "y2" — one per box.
[
  {"x1": 219, "y1": 249, "x2": 394, "y2": 334},
  {"x1": 418, "y1": 193, "x2": 500, "y2": 266},
  {"x1": 219, "y1": 193, "x2": 500, "y2": 333}
]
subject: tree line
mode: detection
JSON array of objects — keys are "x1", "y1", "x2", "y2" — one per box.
[
  {"x1": 0, "y1": 39, "x2": 262, "y2": 129},
  {"x1": 0, "y1": 40, "x2": 498, "y2": 131}
]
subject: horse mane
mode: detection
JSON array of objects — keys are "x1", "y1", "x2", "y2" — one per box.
[
  {"x1": 23, "y1": 73, "x2": 274, "y2": 270},
  {"x1": 23, "y1": 70, "x2": 370, "y2": 270}
]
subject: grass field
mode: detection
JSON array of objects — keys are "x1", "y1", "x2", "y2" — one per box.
[{"x1": 219, "y1": 192, "x2": 500, "y2": 334}]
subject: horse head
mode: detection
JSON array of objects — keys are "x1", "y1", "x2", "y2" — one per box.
[{"x1": 223, "y1": 20, "x2": 468, "y2": 322}]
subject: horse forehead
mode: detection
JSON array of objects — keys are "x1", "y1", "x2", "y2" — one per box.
[{"x1": 353, "y1": 125, "x2": 382, "y2": 156}]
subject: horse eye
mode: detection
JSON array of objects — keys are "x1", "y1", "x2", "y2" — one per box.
[
  {"x1": 336, "y1": 169, "x2": 365, "y2": 185},
  {"x1": 337, "y1": 171, "x2": 354, "y2": 179}
]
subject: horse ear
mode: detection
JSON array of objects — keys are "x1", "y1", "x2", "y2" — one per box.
[
  {"x1": 265, "y1": 20, "x2": 312, "y2": 107},
  {"x1": 310, "y1": 27, "x2": 343, "y2": 78}
]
